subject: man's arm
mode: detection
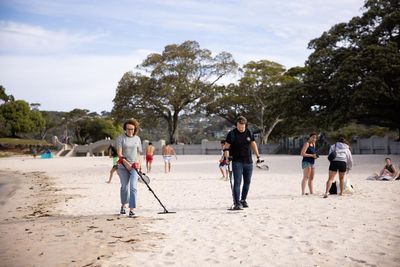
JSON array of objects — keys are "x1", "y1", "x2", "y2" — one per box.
[{"x1": 251, "y1": 141, "x2": 261, "y2": 159}]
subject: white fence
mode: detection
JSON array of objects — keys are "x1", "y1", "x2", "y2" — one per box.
[{"x1": 352, "y1": 136, "x2": 400, "y2": 155}]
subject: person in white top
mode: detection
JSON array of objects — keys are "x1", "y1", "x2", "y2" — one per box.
[{"x1": 323, "y1": 136, "x2": 353, "y2": 198}]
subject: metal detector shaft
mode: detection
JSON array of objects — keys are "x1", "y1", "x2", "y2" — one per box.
[
  {"x1": 134, "y1": 168, "x2": 173, "y2": 214},
  {"x1": 227, "y1": 161, "x2": 234, "y2": 203}
]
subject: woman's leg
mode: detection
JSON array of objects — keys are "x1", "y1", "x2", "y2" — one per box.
[
  {"x1": 308, "y1": 168, "x2": 315, "y2": 194},
  {"x1": 301, "y1": 166, "x2": 311, "y2": 195},
  {"x1": 128, "y1": 170, "x2": 139, "y2": 210},
  {"x1": 117, "y1": 166, "x2": 129, "y2": 208},
  {"x1": 338, "y1": 172, "x2": 345, "y2": 195},
  {"x1": 324, "y1": 170, "x2": 337, "y2": 197}
]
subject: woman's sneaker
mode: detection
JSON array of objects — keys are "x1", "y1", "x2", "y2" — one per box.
[
  {"x1": 129, "y1": 211, "x2": 135, "y2": 218},
  {"x1": 120, "y1": 207, "x2": 126, "y2": 214}
]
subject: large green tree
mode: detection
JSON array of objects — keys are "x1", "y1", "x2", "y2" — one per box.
[
  {"x1": 112, "y1": 40, "x2": 238, "y2": 144},
  {"x1": 304, "y1": 0, "x2": 400, "y2": 132},
  {"x1": 207, "y1": 60, "x2": 303, "y2": 144},
  {"x1": 0, "y1": 99, "x2": 45, "y2": 137}
]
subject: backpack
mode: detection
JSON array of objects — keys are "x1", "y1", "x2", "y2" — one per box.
[{"x1": 329, "y1": 181, "x2": 338, "y2": 194}]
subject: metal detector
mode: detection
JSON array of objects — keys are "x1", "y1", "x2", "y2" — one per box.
[
  {"x1": 121, "y1": 158, "x2": 176, "y2": 214},
  {"x1": 134, "y1": 169, "x2": 176, "y2": 214},
  {"x1": 256, "y1": 159, "x2": 269, "y2": 170}
]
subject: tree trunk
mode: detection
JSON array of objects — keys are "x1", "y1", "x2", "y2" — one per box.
[
  {"x1": 261, "y1": 116, "x2": 284, "y2": 144},
  {"x1": 166, "y1": 111, "x2": 179, "y2": 144}
]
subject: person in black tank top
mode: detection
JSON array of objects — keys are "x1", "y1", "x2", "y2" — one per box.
[
  {"x1": 300, "y1": 133, "x2": 318, "y2": 195},
  {"x1": 379, "y1": 158, "x2": 398, "y2": 180}
]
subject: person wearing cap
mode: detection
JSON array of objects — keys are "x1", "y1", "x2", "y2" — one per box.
[{"x1": 223, "y1": 116, "x2": 262, "y2": 210}]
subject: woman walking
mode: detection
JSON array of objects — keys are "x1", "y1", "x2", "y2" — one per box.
[
  {"x1": 323, "y1": 136, "x2": 353, "y2": 198},
  {"x1": 116, "y1": 118, "x2": 142, "y2": 217},
  {"x1": 300, "y1": 133, "x2": 318, "y2": 195}
]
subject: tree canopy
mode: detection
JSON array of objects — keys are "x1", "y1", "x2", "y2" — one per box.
[
  {"x1": 112, "y1": 40, "x2": 238, "y2": 143},
  {"x1": 304, "y1": 0, "x2": 400, "y2": 131},
  {"x1": 0, "y1": 99, "x2": 45, "y2": 137},
  {"x1": 207, "y1": 60, "x2": 304, "y2": 144}
]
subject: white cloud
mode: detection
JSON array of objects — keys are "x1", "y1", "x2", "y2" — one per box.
[
  {"x1": 0, "y1": 21, "x2": 104, "y2": 54},
  {"x1": 0, "y1": 50, "x2": 152, "y2": 112},
  {"x1": 0, "y1": 0, "x2": 366, "y2": 112}
]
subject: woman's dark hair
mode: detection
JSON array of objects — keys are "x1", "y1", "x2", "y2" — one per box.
[
  {"x1": 123, "y1": 118, "x2": 140, "y2": 135},
  {"x1": 309, "y1": 132, "x2": 317, "y2": 138},
  {"x1": 338, "y1": 136, "x2": 349, "y2": 145}
]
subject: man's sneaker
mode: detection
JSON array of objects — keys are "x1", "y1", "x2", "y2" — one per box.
[
  {"x1": 129, "y1": 210, "x2": 135, "y2": 217},
  {"x1": 120, "y1": 207, "x2": 126, "y2": 214},
  {"x1": 240, "y1": 200, "x2": 249, "y2": 208},
  {"x1": 229, "y1": 204, "x2": 243, "y2": 211}
]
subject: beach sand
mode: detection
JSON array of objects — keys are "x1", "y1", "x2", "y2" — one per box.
[{"x1": 0, "y1": 154, "x2": 399, "y2": 266}]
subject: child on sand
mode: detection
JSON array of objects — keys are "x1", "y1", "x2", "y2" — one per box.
[{"x1": 219, "y1": 140, "x2": 228, "y2": 180}]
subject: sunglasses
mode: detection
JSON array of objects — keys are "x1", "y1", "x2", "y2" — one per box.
[{"x1": 126, "y1": 128, "x2": 135, "y2": 131}]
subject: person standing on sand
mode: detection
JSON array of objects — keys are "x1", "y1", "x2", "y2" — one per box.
[
  {"x1": 145, "y1": 142, "x2": 155, "y2": 173},
  {"x1": 116, "y1": 118, "x2": 142, "y2": 217},
  {"x1": 162, "y1": 143, "x2": 177, "y2": 173},
  {"x1": 106, "y1": 144, "x2": 119, "y2": 183},
  {"x1": 323, "y1": 136, "x2": 353, "y2": 198},
  {"x1": 300, "y1": 133, "x2": 319, "y2": 195},
  {"x1": 223, "y1": 116, "x2": 261, "y2": 210},
  {"x1": 219, "y1": 140, "x2": 228, "y2": 180}
]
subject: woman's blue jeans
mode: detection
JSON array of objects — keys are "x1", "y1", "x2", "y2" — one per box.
[
  {"x1": 117, "y1": 165, "x2": 138, "y2": 208},
  {"x1": 232, "y1": 161, "x2": 253, "y2": 205}
]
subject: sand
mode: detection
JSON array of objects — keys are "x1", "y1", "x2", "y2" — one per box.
[{"x1": 0, "y1": 154, "x2": 399, "y2": 266}]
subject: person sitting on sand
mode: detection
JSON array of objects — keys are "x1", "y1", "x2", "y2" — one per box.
[{"x1": 377, "y1": 158, "x2": 398, "y2": 181}]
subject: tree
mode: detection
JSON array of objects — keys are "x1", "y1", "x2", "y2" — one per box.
[
  {"x1": 207, "y1": 60, "x2": 303, "y2": 144},
  {"x1": 0, "y1": 100, "x2": 45, "y2": 137},
  {"x1": 304, "y1": 0, "x2": 400, "y2": 132},
  {"x1": 72, "y1": 117, "x2": 121, "y2": 144},
  {"x1": 0, "y1": 85, "x2": 14, "y2": 104},
  {"x1": 112, "y1": 40, "x2": 238, "y2": 144}
]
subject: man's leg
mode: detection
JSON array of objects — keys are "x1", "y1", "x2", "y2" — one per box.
[
  {"x1": 232, "y1": 162, "x2": 243, "y2": 206},
  {"x1": 241, "y1": 163, "x2": 253, "y2": 202}
]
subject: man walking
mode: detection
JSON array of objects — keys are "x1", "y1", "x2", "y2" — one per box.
[
  {"x1": 162, "y1": 143, "x2": 177, "y2": 173},
  {"x1": 224, "y1": 116, "x2": 261, "y2": 210},
  {"x1": 145, "y1": 142, "x2": 155, "y2": 173}
]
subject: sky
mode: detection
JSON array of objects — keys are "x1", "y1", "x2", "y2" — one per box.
[{"x1": 0, "y1": 0, "x2": 365, "y2": 113}]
